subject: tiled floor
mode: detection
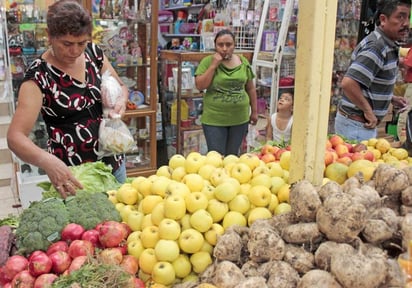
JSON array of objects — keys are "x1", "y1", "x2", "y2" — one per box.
[{"x1": 0, "y1": 185, "x2": 23, "y2": 219}]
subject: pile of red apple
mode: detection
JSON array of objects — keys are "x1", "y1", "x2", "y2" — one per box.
[{"x1": 0, "y1": 221, "x2": 145, "y2": 288}]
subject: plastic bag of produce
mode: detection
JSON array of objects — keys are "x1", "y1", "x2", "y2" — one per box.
[
  {"x1": 98, "y1": 115, "x2": 134, "y2": 158},
  {"x1": 101, "y1": 70, "x2": 123, "y2": 118}
]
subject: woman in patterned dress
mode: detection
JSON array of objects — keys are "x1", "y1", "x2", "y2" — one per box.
[{"x1": 7, "y1": 0, "x2": 129, "y2": 198}]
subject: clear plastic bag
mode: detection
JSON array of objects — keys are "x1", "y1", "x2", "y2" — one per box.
[
  {"x1": 101, "y1": 70, "x2": 123, "y2": 117},
  {"x1": 98, "y1": 115, "x2": 135, "y2": 158}
]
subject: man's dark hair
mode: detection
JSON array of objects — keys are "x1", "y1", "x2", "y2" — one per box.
[{"x1": 375, "y1": 0, "x2": 412, "y2": 26}]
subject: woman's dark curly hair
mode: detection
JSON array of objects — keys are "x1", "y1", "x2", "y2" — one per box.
[{"x1": 47, "y1": 0, "x2": 93, "y2": 38}]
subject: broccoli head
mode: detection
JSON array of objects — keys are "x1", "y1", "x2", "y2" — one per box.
[
  {"x1": 15, "y1": 198, "x2": 69, "y2": 256},
  {"x1": 65, "y1": 191, "x2": 121, "y2": 230}
]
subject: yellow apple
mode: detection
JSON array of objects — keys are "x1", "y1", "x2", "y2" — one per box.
[
  {"x1": 140, "y1": 225, "x2": 160, "y2": 248},
  {"x1": 141, "y1": 213, "x2": 154, "y2": 230},
  {"x1": 252, "y1": 165, "x2": 271, "y2": 177},
  {"x1": 169, "y1": 154, "x2": 186, "y2": 169},
  {"x1": 239, "y1": 183, "x2": 252, "y2": 195},
  {"x1": 182, "y1": 273, "x2": 199, "y2": 283},
  {"x1": 207, "y1": 199, "x2": 229, "y2": 222},
  {"x1": 127, "y1": 239, "x2": 145, "y2": 259},
  {"x1": 182, "y1": 173, "x2": 204, "y2": 192},
  {"x1": 115, "y1": 202, "x2": 125, "y2": 212},
  {"x1": 106, "y1": 190, "x2": 118, "y2": 204},
  {"x1": 200, "y1": 240, "x2": 213, "y2": 254},
  {"x1": 223, "y1": 154, "x2": 239, "y2": 167},
  {"x1": 247, "y1": 207, "x2": 272, "y2": 226},
  {"x1": 230, "y1": 162, "x2": 253, "y2": 184},
  {"x1": 138, "y1": 248, "x2": 158, "y2": 274},
  {"x1": 266, "y1": 161, "x2": 284, "y2": 177},
  {"x1": 179, "y1": 214, "x2": 192, "y2": 231},
  {"x1": 248, "y1": 185, "x2": 272, "y2": 207},
  {"x1": 131, "y1": 176, "x2": 147, "y2": 190},
  {"x1": 214, "y1": 180, "x2": 240, "y2": 203},
  {"x1": 150, "y1": 176, "x2": 172, "y2": 197},
  {"x1": 119, "y1": 204, "x2": 138, "y2": 223},
  {"x1": 239, "y1": 153, "x2": 261, "y2": 170},
  {"x1": 250, "y1": 173, "x2": 272, "y2": 188},
  {"x1": 156, "y1": 165, "x2": 173, "y2": 178},
  {"x1": 204, "y1": 223, "x2": 224, "y2": 246},
  {"x1": 222, "y1": 211, "x2": 247, "y2": 229},
  {"x1": 178, "y1": 228, "x2": 204, "y2": 254},
  {"x1": 275, "y1": 202, "x2": 292, "y2": 215},
  {"x1": 117, "y1": 183, "x2": 139, "y2": 205},
  {"x1": 205, "y1": 150, "x2": 224, "y2": 167},
  {"x1": 209, "y1": 167, "x2": 230, "y2": 186},
  {"x1": 151, "y1": 202, "x2": 165, "y2": 226},
  {"x1": 164, "y1": 195, "x2": 186, "y2": 220},
  {"x1": 185, "y1": 191, "x2": 209, "y2": 213},
  {"x1": 190, "y1": 251, "x2": 213, "y2": 274},
  {"x1": 268, "y1": 194, "x2": 279, "y2": 213},
  {"x1": 138, "y1": 178, "x2": 154, "y2": 197},
  {"x1": 185, "y1": 152, "x2": 206, "y2": 173},
  {"x1": 228, "y1": 194, "x2": 251, "y2": 214},
  {"x1": 171, "y1": 166, "x2": 187, "y2": 182},
  {"x1": 189, "y1": 209, "x2": 213, "y2": 232},
  {"x1": 141, "y1": 195, "x2": 163, "y2": 215},
  {"x1": 158, "y1": 218, "x2": 181, "y2": 240},
  {"x1": 198, "y1": 164, "x2": 217, "y2": 181},
  {"x1": 127, "y1": 210, "x2": 145, "y2": 231},
  {"x1": 270, "y1": 176, "x2": 286, "y2": 195},
  {"x1": 172, "y1": 254, "x2": 192, "y2": 279},
  {"x1": 166, "y1": 181, "x2": 191, "y2": 199},
  {"x1": 152, "y1": 261, "x2": 176, "y2": 286},
  {"x1": 127, "y1": 231, "x2": 141, "y2": 243},
  {"x1": 201, "y1": 184, "x2": 215, "y2": 200},
  {"x1": 154, "y1": 239, "x2": 180, "y2": 262}
]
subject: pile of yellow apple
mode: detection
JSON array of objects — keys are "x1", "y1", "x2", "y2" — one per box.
[{"x1": 107, "y1": 151, "x2": 292, "y2": 286}]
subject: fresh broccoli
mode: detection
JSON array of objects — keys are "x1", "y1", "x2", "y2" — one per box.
[
  {"x1": 15, "y1": 198, "x2": 69, "y2": 256},
  {"x1": 65, "y1": 191, "x2": 121, "y2": 230}
]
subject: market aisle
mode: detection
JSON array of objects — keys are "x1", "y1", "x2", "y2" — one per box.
[{"x1": 0, "y1": 185, "x2": 22, "y2": 218}]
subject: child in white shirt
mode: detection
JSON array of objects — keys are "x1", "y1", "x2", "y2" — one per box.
[{"x1": 266, "y1": 91, "x2": 294, "y2": 144}]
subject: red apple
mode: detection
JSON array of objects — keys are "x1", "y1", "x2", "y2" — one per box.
[
  {"x1": 336, "y1": 156, "x2": 352, "y2": 166},
  {"x1": 351, "y1": 152, "x2": 365, "y2": 161},
  {"x1": 98, "y1": 248, "x2": 123, "y2": 265},
  {"x1": 11, "y1": 270, "x2": 35, "y2": 287},
  {"x1": 98, "y1": 221, "x2": 127, "y2": 248},
  {"x1": 61, "y1": 223, "x2": 85, "y2": 243},
  {"x1": 134, "y1": 278, "x2": 145, "y2": 288},
  {"x1": 344, "y1": 142, "x2": 353, "y2": 153},
  {"x1": 120, "y1": 255, "x2": 139, "y2": 275},
  {"x1": 261, "y1": 153, "x2": 276, "y2": 163},
  {"x1": 67, "y1": 256, "x2": 88, "y2": 274},
  {"x1": 261, "y1": 144, "x2": 276, "y2": 155},
  {"x1": 329, "y1": 134, "x2": 344, "y2": 148},
  {"x1": 360, "y1": 150, "x2": 375, "y2": 162},
  {"x1": 81, "y1": 229, "x2": 101, "y2": 248},
  {"x1": 275, "y1": 148, "x2": 286, "y2": 160},
  {"x1": 49, "y1": 251, "x2": 72, "y2": 274},
  {"x1": 352, "y1": 143, "x2": 367, "y2": 152},
  {"x1": 28, "y1": 251, "x2": 52, "y2": 277},
  {"x1": 2, "y1": 255, "x2": 28, "y2": 281},
  {"x1": 33, "y1": 273, "x2": 58, "y2": 288},
  {"x1": 68, "y1": 240, "x2": 95, "y2": 258},
  {"x1": 46, "y1": 241, "x2": 69, "y2": 255},
  {"x1": 324, "y1": 150, "x2": 336, "y2": 166},
  {"x1": 334, "y1": 143, "x2": 349, "y2": 157},
  {"x1": 325, "y1": 139, "x2": 332, "y2": 149}
]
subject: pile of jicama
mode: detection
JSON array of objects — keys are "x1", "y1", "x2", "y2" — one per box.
[{"x1": 173, "y1": 163, "x2": 412, "y2": 288}]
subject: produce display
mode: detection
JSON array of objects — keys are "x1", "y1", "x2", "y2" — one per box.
[{"x1": 1, "y1": 135, "x2": 412, "y2": 288}]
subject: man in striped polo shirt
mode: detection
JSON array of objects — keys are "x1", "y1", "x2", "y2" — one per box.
[{"x1": 335, "y1": 0, "x2": 411, "y2": 141}]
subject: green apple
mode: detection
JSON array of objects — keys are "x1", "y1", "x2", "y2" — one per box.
[
  {"x1": 154, "y1": 239, "x2": 180, "y2": 262},
  {"x1": 172, "y1": 254, "x2": 192, "y2": 279},
  {"x1": 140, "y1": 225, "x2": 160, "y2": 248},
  {"x1": 141, "y1": 213, "x2": 154, "y2": 230},
  {"x1": 171, "y1": 166, "x2": 187, "y2": 182},
  {"x1": 247, "y1": 207, "x2": 272, "y2": 226},
  {"x1": 127, "y1": 210, "x2": 145, "y2": 231},
  {"x1": 252, "y1": 165, "x2": 271, "y2": 177},
  {"x1": 166, "y1": 181, "x2": 191, "y2": 199},
  {"x1": 205, "y1": 150, "x2": 224, "y2": 167},
  {"x1": 223, "y1": 154, "x2": 239, "y2": 167},
  {"x1": 268, "y1": 194, "x2": 279, "y2": 213},
  {"x1": 138, "y1": 248, "x2": 158, "y2": 274},
  {"x1": 248, "y1": 185, "x2": 272, "y2": 207},
  {"x1": 266, "y1": 161, "x2": 284, "y2": 177},
  {"x1": 150, "y1": 176, "x2": 172, "y2": 197},
  {"x1": 158, "y1": 218, "x2": 181, "y2": 240},
  {"x1": 185, "y1": 152, "x2": 206, "y2": 173},
  {"x1": 190, "y1": 251, "x2": 213, "y2": 274},
  {"x1": 119, "y1": 204, "x2": 137, "y2": 223},
  {"x1": 179, "y1": 213, "x2": 192, "y2": 231},
  {"x1": 209, "y1": 167, "x2": 230, "y2": 186},
  {"x1": 182, "y1": 173, "x2": 204, "y2": 192},
  {"x1": 201, "y1": 184, "x2": 215, "y2": 200},
  {"x1": 239, "y1": 153, "x2": 261, "y2": 170},
  {"x1": 169, "y1": 154, "x2": 186, "y2": 169},
  {"x1": 207, "y1": 199, "x2": 229, "y2": 222},
  {"x1": 141, "y1": 195, "x2": 163, "y2": 215},
  {"x1": 189, "y1": 209, "x2": 213, "y2": 232},
  {"x1": 127, "y1": 231, "x2": 141, "y2": 244},
  {"x1": 164, "y1": 194, "x2": 186, "y2": 220},
  {"x1": 222, "y1": 211, "x2": 247, "y2": 229},
  {"x1": 250, "y1": 173, "x2": 272, "y2": 188},
  {"x1": 204, "y1": 223, "x2": 224, "y2": 246},
  {"x1": 198, "y1": 164, "x2": 217, "y2": 181},
  {"x1": 127, "y1": 239, "x2": 145, "y2": 259},
  {"x1": 178, "y1": 228, "x2": 204, "y2": 254},
  {"x1": 214, "y1": 180, "x2": 240, "y2": 203},
  {"x1": 151, "y1": 261, "x2": 176, "y2": 286},
  {"x1": 228, "y1": 194, "x2": 251, "y2": 214},
  {"x1": 185, "y1": 191, "x2": 208, "y2": 213},
  {"x1": 230, "y1": 162, "x2": 253, "y2": 184},
  {"x1": 270, "y1": 176, "x2": 286, "y2": 195},
  {"x1": 150, "y1": 202, "x2": 165, "y2": 226},
  {"x1": 156, "y1": 165, "x2": 173, "y2": 178}
]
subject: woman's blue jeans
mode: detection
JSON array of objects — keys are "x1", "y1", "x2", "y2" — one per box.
[{"x1": 202, "y1": 123, "x2": 248, "y2": 156}]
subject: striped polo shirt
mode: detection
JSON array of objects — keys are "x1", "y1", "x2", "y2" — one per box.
[{"x1": 339, "y1": 27, "x2": 400, "y2": 120}]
